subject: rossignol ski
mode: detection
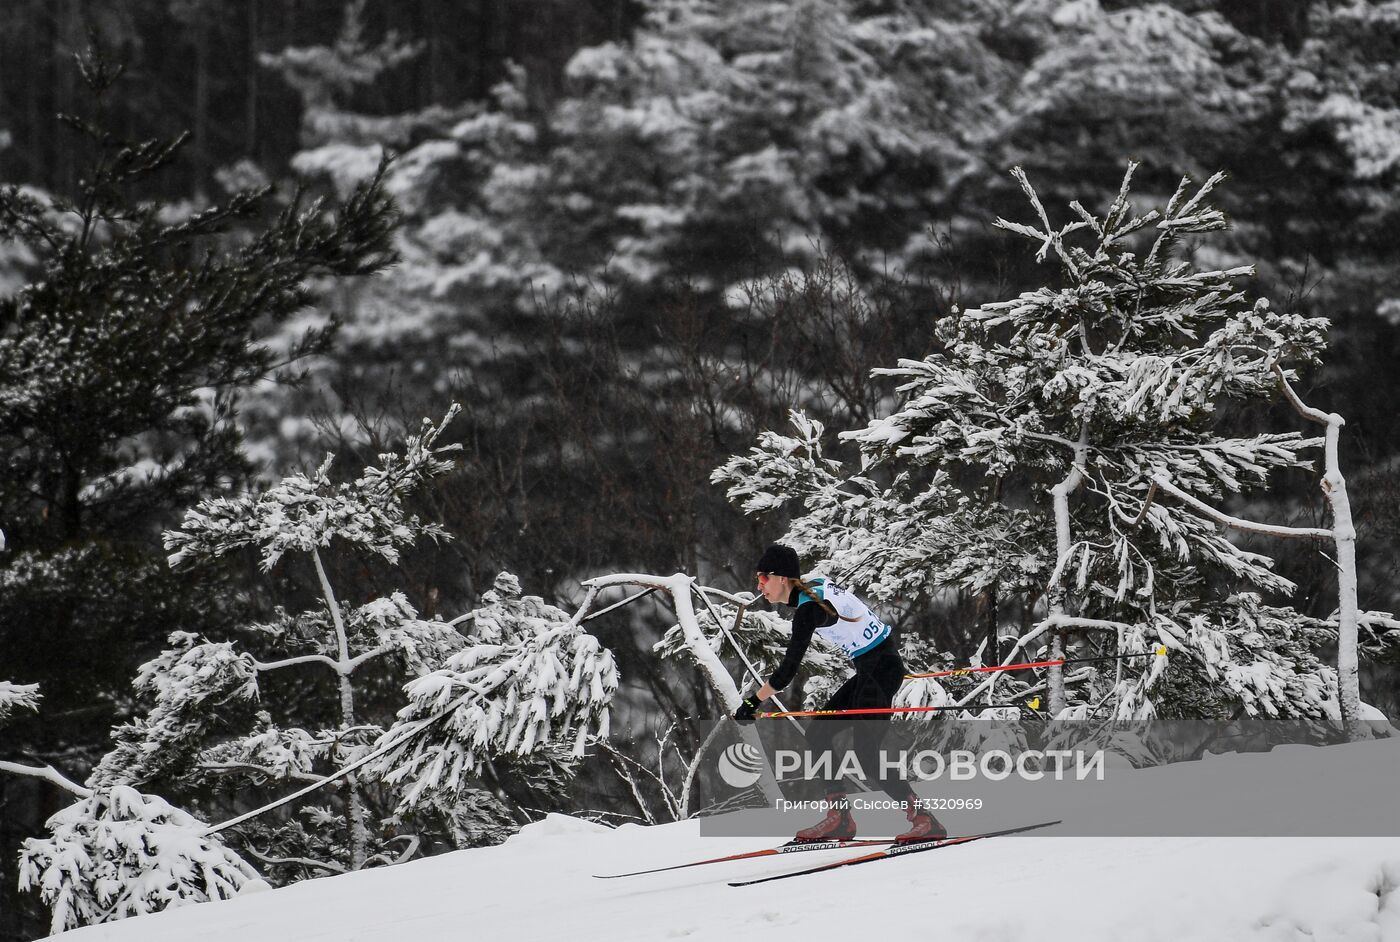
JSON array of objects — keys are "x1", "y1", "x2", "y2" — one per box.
[
  {"x1": 593, "y1": 838, "x2": 891, "y2": 879},
  {"x1": 728, "y1": 820, "x2": 1061, "y2": 887}
]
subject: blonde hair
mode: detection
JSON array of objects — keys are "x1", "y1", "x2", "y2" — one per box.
[{"x1": 791, "y1": 576, "x2": 861, "y2": 622}]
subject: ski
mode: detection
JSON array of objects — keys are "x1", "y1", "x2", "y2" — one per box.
[
  {"x1": 593, "y1": 838, "x2": 891, "y2": 879},
  {"x1": 727, "y1": 820, "x2": 1061, "y2": 887}
]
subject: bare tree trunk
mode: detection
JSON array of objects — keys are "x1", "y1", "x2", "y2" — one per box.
[
  {"x1": 311, "y1": 549, "x2": 369, "y2": 869},
  {"x1": 1328, "y1": 458, "x2": 1364, "y2": 738},
  {"x1": 1275, "y1": 368, "x2": 1367, "y2": 741},
  {"x1": 1153, "y1": 366, "x2": 1371, "y2": 742},
  {"x1": 1046, "y1": 421, "x2": 1090, "y2": 715}
]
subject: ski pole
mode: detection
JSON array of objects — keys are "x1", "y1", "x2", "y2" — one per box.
[
  {"x1": 691, "y1": 583, "x2": 804, "y2": 732},
  {"x1": 904, "y1": 646, "x2": 1168, "y2": 680},
  {"x1": 757, "y1": 698, "x2": 1041, "y2": 719}
]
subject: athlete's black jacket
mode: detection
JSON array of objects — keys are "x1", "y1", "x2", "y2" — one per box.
[{"x1": 766, "y1": 586, "x2": 838, "y2": 691}]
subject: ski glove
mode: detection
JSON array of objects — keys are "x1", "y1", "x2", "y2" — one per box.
[{"x1": 733, "y1": 694, "x2": 765, "y2": 723}]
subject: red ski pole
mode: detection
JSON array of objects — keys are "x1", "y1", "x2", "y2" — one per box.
[
  {"x1": 904, "y1": 645, "x2": 1167, "y2": 680},
  {"x1": 757, "y1": 698, "x2": 1041, "y2": 719}
]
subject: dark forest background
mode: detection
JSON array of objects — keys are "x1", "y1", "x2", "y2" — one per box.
[{"x1": 3, "y1": 1, "x2": 1399, "y2": 937}]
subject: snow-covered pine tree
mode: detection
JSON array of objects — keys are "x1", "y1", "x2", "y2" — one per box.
[
  {"x1": 18, "y1": 787, "x2": 262, "y2": 935},
  {"x1": 265, "y1": 0, "x2": 1007, "y2": 405},
  {"x1": 256, "y1": 0, "x2": 480, "y2": 378},
  {"x1": 0, "y1": 37, "x2": 399, "y2": 779},
  {"x1": 373, "y1": 0, "x2": 999, "y2": 315},
  {"x1": 370, "y1": 572, "x2": 618, "y2": 816},
  {"x1": 716, "y1": 164, "x2": 1343, "y2": 724},
  {"x1": 3, "y1": 680, "x2": 260, "y2": 934},
  {"x1": 89, "y1": 410, "x2": 466, "y2": 876},
  {"x1": 259, "y1": 0, "x2": 429, "y2": 169}
]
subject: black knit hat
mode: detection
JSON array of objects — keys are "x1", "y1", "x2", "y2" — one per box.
[{"x1": 755, "y1": 543, "x2": 801, "y2": 578}]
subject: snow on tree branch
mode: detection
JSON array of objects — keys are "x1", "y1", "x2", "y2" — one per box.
[
  {"x1": 89, "y1": 635, "x2": 260, "y2": 788},
  {"x1": 655, "y1": 600, "x2": 848, "y2": 712},
  {"x1": 718, "y1": 162, "x2": 1342, "y2": 721},
  {"x1": 19, "y1": 786, "x2": 260, "y2": 935},
  {"x1": 0, "y1": 681, "x2": 91, "y2": 798},
  {"x1": 372, "y1": 573, "x2": 618, "y2": 812},
  {"x1": 1150, "y1": 475, "x2": 1333, "y2": 541},
  {"x1": 0, "y1": 759, "x2": 91, "y2": 798},
  {"x1": 195, "y1": 721, "x2": 328, "y2": 785},
  {"x1": 0, "y1": 679, "x2": 41, "y2": 723},
  {"x1": 711, "y1": 410, "x2": 854, "y2": 514},
  {"x1": 164, "y1": 407, "x2": 462, "y2": 571}
]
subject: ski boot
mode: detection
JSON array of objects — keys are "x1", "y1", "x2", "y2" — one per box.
[
  {"x1": 791, "y1": 793, "x2": 856, "y2": 843},
  {"x1": 895, "y1": 803, "x2": 947, "y2": 844}
]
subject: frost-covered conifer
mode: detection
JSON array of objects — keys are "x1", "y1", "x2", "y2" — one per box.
[
  {"x1": 257, "y1": 0, "x2": 479, "y2": 381},
  {"x1": 717, "y1": 165, "x2": 1346, "y2": 723},
  {"x1": 91, "y1": 411, "x2": 466, "y2": 875},
  {"x1": 1285, "y1": 2, "x2": 1400, "y2": 185},
  {"x1": 18, "y1": 786, "x2": 260, "y2": 935},
  {"x1": 260, "y1": 0, "x2": 427, "y2": 161},
  {"x1": 0, "y1": 39, "x2": 400, "y2": 774},
  {"x1": 373, "y1": 572, "x2": 618, "y2": 811},
  {"x1": 268, "y1": 0, "x2": 1008, "y2": 391},
  {"x1": 3, "y1": 680, "x2": 261, "y2": 934}
]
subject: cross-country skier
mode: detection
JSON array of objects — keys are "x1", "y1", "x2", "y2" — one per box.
[{"x1": 733, "y1": 543, "x2": 945, "y2": 844}]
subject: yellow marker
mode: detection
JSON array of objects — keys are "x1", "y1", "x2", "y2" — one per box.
[
  {"x1": 1028, "y1": 697, "x2": 1041, "y2": 710},
  {"x1": 1155, "y1": 645, "x2": 1168, "y2": 656}
]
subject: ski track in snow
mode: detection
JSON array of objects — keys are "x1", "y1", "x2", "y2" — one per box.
[{"x1": 53, "y1": 747, "x2": 1400, "y2": 942}]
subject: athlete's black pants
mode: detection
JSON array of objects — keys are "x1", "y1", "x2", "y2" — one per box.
[{"x1": 802, "y1": 637, "x2": 916, "y2": 806}]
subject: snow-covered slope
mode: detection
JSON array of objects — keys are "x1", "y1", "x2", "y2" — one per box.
[{"x1": 56, "y1": 740, "x2": 1400, "y2": 942}]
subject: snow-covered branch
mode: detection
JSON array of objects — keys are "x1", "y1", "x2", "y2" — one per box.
[
  {"x1": 371, "y1": 573, "x2": 617, "y2": 812},
  {"x1": 164, "y1": 407, "x2": 462, "y2": 571},
  {"x1": 197, "y1": 762, "x2": 324, "y2": 784},
  {"x1": 0, "y1": 680, "x2": 42, "y2": 722},
  {"x1": 248, "y1": 653, "x2": 344, "y2": 673},
  {"x1": 1021, "y1": 429, "x2": 1081, "y2": 451},
  {"x1": 582, "y1": 572, "x2": 744, "y2": 708},
  {"x1": 20, "y1": 786, "x2": 260, "y2": 935},
  {"x1": 0, "y1": 760, "x2": 92, "y2": 798},
  {"x1": 240, "y1": 845, "x2": 347, "y2": 874},
  {"x1": 1151, "y1": 475, "x2": 1333, "y2": 540},
  {"x1": 1049, "y1": 615, "x2": 1138, "y2": 633},
  {"x1": 693, "y1": 584, "x2": 758, "y2": 607},
  {"x1": 1358, "y1": 611, "x2": 1400, "y2": 633},
  {"x1": 1273, "y1": 363, "x2": 1334, "y2": 426}
]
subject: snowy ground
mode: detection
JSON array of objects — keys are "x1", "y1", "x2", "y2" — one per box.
[{"x1": 55, "y1": 740, "x2": 1400, "y2": 942}]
